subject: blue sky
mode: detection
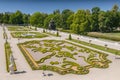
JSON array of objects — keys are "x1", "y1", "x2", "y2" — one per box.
[{"x1": 0, "y1": 0, "x2": 120, "y2": 14}]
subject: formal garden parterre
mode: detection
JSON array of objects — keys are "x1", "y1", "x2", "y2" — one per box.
[
  {"x1": 11, "y1": 32, "x2": 48, "y2": 38},
  {"x1": 8, "y1": 26, "x2": 34, "y2": 31},
  {"x1": 18, "y1": 40, "x2": 111, "y2": 75}
]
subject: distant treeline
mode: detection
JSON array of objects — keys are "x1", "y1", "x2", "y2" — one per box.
[{"x1": 0, "y1": 4, "x2": 120, "y2": 34}]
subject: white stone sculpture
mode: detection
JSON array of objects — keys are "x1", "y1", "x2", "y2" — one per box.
[{"x1": 9, "y1": 54, "x2": 15, "y2": 74}]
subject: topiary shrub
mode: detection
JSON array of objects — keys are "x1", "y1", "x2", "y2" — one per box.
[
  {"x1": 69, "y1": 34, "x2": 72, "y2": 40},
  {"x1": 56, "y1": 31, "x2": 59, "y2": 36}
]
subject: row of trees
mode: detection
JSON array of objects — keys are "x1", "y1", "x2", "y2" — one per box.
[{"x1": 0, "y1": 4, "x2": 120, "y2": 33}]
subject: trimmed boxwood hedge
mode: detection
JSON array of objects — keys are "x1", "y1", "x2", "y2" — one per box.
[
  {"x1": 5, "y1": 42, "x2": 17, "y2": 72},
  {"x1": 18, "y1": 44, "x2": 39, "y2": 70}
]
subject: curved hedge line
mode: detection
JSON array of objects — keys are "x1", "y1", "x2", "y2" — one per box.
[
  {"x1": 18, "y1": 44, "x2": 39, "y2": 70},
  {"x1": 18, "y1": 40, "x2": 112, "y2": 75}
]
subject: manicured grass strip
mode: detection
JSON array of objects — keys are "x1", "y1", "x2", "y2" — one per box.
[
  {"x1": 7, "y1": 26, "x2": 33, "y2": 31},
  {"x1": 69, "y1": 39, "x2": 120, "y2": 56},
  {"x1": 4, "y1": 42, "x2": 17, "y2": 72},
  {"x1": 45, "y1": 32, "x2": 61, "y2": 37},
  {"x1": 87, "y1": 32, "x2": 120, "y2": 41},
  {"x1": 18, "y1": 45, "x2": 39, "y2": 69}
]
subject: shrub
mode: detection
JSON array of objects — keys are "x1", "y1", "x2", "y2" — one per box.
[
  {"x1": 5, "y1": 42, "x2": 17, "y2": 72},
  {"x1": 43, "y1": 29, "x2": 45, "y2": 33},
  {"x1": 50, "y1": 61, "x2": 59, "y2": 65},
  {"x1": 69, "y1": 34, "x2": 72, "y2": 40},
  {"x1": 73, "y1": 52, "x2": 78, "y2": 55},
  {"x1": 56, "y1": 31, "x2": 59, "y2": 36}
]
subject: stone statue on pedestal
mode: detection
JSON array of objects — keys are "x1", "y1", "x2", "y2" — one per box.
[
  {"x1": 48, "y1": 19, "x2": 56, "y2": 30},
  {"x1": 9, "y1": 54, "x2": 15, "y2": 74}
]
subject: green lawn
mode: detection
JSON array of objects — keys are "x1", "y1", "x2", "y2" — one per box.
[
  {"x1": 87, "y1": 32, "x2": 120, "y2": 41},
  {"x1": 45, "y1": 32, "x2": 61, "y2": 37},
  {"x1": 8, "y1": 26, "x2": 34, "y2": 31},
  {"x1": 69, "y1": 39, "x2": 120, "y2": 56}
]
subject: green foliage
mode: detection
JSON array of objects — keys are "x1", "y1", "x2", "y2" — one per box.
[
  {"x1": 87, "y1": 32, "x2": 120, "y2": 41},
  {"x1": 5, "y1": 42, "x2": 17, "y2": 72},
  {"x1": 0, "y1": 5, "x2": 120, "y2": 34},
  {"x1": 65, "y1": 46, "x2": 75, "y2": 51},
  {"x1": 30, "y1": 12, "x2": 46, "y2": 27},
  {"x1": 69, "y1": 34, "x2": 72, "y2": 40},
  {"x1": 61, "y1": 9, "x2": 74, "y2": 29},
  {"x1": 18, "y1": 44, "x2": 38, "y2": 70},
  {"x1": 57, "y1": 51, "x2": 76, "y2": 60},
  {"x1": 46, "y1": 32, "x2": 61, "y2": 37},
  {"x1": 43, "y1": 29, "x2": 46, "y2": 33},
  {"x1": 71, "y1": 39, "x2": 120, "y2": 55},
  {"x1": 19, "y1": 40, "x2": 111, "y2": 75},
  {"x1": 50, "y1": 61, "x2": 59, "y2": 65},
  {"x1": 63, "y1": 60, "x2": 80, "y2": 67},
  {"x1": 56, "y1": 31, "x2": 59, "y2": 36},
  {"x1": 8, "y1": 26, "x2": 33, "y2": 31},
  {"x1": 37, "y1": 52, "x2": 56, "y2": 63},
  {"x1": 9, "y1": 10, "x2": 23, "y2": 24}
]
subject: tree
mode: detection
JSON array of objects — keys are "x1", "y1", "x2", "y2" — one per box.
[
  {"x1": 23, "y1": 14, "x2": 30, "y2": 26},
  {"x1": 30, "y1": 12, "x2": 45, "y2": 28},
  {"x1": 67, "y1": 14, "x2": 74, "y2": 30},
  {"x1": 98, "y1": 11, "x2": 106, "y2": 32},
  {"x1": 53, "y1": 9, "x2": 60, "y2": 14},
  {"x1": 3, "y1": 12, "x2": 11, "y2": 24},
  {"x1": 112, "y1": 4, "x2": 119, "y2": 12},
  {"x1": 0, "y1": 13, "x2": 4, "y2": 23},
  {"x1": 69, "y1": 34, "x2": 72, "y2": 40},
  {"x1": 44, "y1": 14, "x2": 54, "y2": 29},
  {"x1": 9, "y1": 10, "x2": 23, "y2": 24},
  {"x1": 14, "y1": 10, "x2": 23, "y2": 24},
  {"x1": 56, "y1": 31, "x2": 59, "y2": 36},
  {"x1": 70, "y1": 10, "x2": 91, "y2": 34},
  {"x1": 61, "y1": 9, "x2": 74, "y2": 29},
  {"x1": 91, "y1": 7, "x2": 100, "y2": 31}
]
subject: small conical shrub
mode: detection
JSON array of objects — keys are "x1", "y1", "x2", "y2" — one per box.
[
  {"x1": 69, "y1": 34, "x2": 72, "y2": 40},
  {"x1": 56, "y1": 31, "x2": 59, "y2": 36},
  {"x1": 43, "y1": 29, "x2": 45, "y2": 33}
]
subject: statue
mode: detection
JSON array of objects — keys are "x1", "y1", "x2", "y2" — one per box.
[
  {"x1": 9, "y1": 54, "x2": 15, "y2": 74},
  {"x1": 49, "y1": 19, "x2": 56, "y2": 30}
]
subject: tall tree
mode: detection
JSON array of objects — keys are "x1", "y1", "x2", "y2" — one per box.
[
  {"x1": 9, "y1": 10, "x2": 23, "y2": 24},
  {"x1": 91, "y1": 7, "x2": 100, "y2": 31},
  {"x1": 44, "y1": 14, "x2": 54, "y2": 29},
  {"x1": 3, "y1": 12, "x2": 11, "y2": 24},
  {"x1": 98, "y1": 11, "x2": 106, "y2": 32},
  {"x1": 61, "y1": 9, "x2": 74, "y2": 29},
  {"x1": 53, "y1": 9, "x2": 60, "y2": 14},
  {"x1": 0, "y1": 13, "x2": 3, "y2": 23},
  {"x1": 22, "y1": 14, "x2": 30, "y2": 26},
  {"x1": 30, "y1": 12, "x2": 45, "y2": 27},
  {"x1": 71, "y1": 10, "x2": 91, "y2": 34}
]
